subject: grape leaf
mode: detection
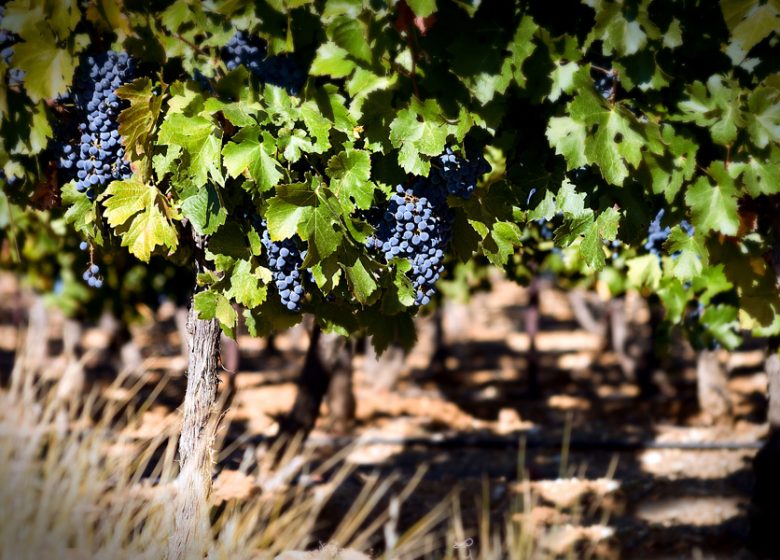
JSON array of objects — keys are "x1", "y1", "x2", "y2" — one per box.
[
  {"x1": 180, "y1": 184, "x2": 226, "y2": 236},
  {"x1": 102, "y1": 178, "x2": 179, "y2": 262},
  {"x1": 194, "y1": 290, "x2": 237, "y2": 334},
  {"x1": 746, "y1": 86, "x2": 780, "y2": 149},
  {"x1": 685, "y1": 163, "x2": 739, "y2": 236},
  {"x1": 265, "y1": 183, "x2": 316, "y2": 240},
  {"x1": 310, "y1": 41, "x2": 357, "y2": 78},
  {"x1": 225, "y1": 260, "x2": 268, "y2": 308},
  {"x1": 116, "y1": 78, "x2": 165, "y2": 161},
  {"x1": 326, "y1": 149, "x2": 373, "y2": 211},
  {"x1": 329, "y1": 17, "x2": 371, "y2": 63},
  {"x1": 221, "y1": 126, "x2": 284, "y2": 191},
  {"x1": 158, "y1": 112, "x2": 223, "y2": 188},
  {"x1": 12, "y1": 29, "x2": 78, "y2": 102},
  {"x1": 627, "y1": 254, "x2": 663, "y2": 289},
  {"x1": 406, "y1": 0, "x2": 436, "y2": 18},
  {"x1": 389, "y1": 104, "x2": 450, "y2": 175}
]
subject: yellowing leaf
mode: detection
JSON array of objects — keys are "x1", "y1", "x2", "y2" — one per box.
[{"x1": 103, "y1": 178, "x2": 178, "y2": 262}]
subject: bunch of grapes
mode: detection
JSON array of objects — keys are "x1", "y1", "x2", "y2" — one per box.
[
  {"x1": 594, "y1": 72, "x2": 614, "y2": 99},
  {"x1": 59, "y1": 51, "x2": 134, "y2": 201},
  {"x1": 367, "y1": 180, "x2": 452, "y2": 306},
  {"x1": 78, "y1": 240, "x2": 103, "y2": 288},
  {"x1": 644, "y1": 209, "x2": 670, "y2": 258},
  {"x1": 82, "y1": 263, "x2": 103, "y2": 288},
  {"x1": 0, "y1": 7, "x2": 24, "y2": 86},
  {"x1": 258, "y1": 221, "x2": 307, "y2": 312},
  {"x1": 429, "y1": 147, "x2": 491, "y2": 200},
  {"x1": 223, "y1": 31, "x2": 305, "y2": 95}
]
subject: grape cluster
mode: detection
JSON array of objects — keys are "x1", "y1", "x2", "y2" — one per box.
[
  {"x1": 78, "y1": 241, "x2": 103, "y2": 288},
  {"x1": 59, "y1": 51, "x2": 134, "y2": 201},
  {"x1": 223, "y1": 31, "x2": 305, "y2": 95},
  {"x1": 259, "y1": 221, "x2": 307, "y2": 312},
  {"x1": 429, "y1": 147, "x2": 490, "y2": 199},
  {"x1": 0, "y1": 7, "x2": 24, "y2": 86},
  {"x1": 366, "y1": 180, "x2": 452, "y2": 306},
  {"x1": 592, "y1": 66, "x2": 615, "y2": 100},
  {"x1": 82, "y1": 263, "x2": 103, "y2": 288},
  {"x1": 645, "y1": 209, "x2": 670, "y2": 257},
  {"x1": 538, "y1": 219, "x2": 553, "y2": 240}
]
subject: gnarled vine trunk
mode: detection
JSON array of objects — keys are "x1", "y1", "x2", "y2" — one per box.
[
  {"x1": 168, "y1": 228, "x2": 223, "y2": 560},
  {"x1": 167, "y1": 301, "x2": 221, "y2": 560}
]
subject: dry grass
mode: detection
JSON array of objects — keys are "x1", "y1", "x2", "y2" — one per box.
[{"x1": 0, "y1": 357, "x2": 614, "y2": 560}]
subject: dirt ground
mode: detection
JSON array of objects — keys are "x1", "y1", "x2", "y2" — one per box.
[{"x1": 0, "y1": 273, "x2": 769, "y2": 559}]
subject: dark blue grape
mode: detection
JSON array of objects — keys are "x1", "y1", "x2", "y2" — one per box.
[
  {"x1": 258, "y1": 220, "x2": 307, "y2": 312},
  {"x1": 223, "y1": 31, "x2": 305, "y2": 95},
  {"x1": 60, "y1": 51, "x2": 134, "y2": 201},
  {"x1": 0, "y1": 9, "x2": 24, "y2": 86},
  {"x1": 645, "y1": 209, "x2": 670, "y2": 258},
  {"x1": 592, "y1": 67, "x2": 615, "y2": 100},
  {"x1": 429, "y1": 147, "x2": 490, "y2": 200},
  {"x1": 82, "y1": 261, "x2": 103, "y2": 289},
  {"x1": 366, "y1": 179, "x2": 452, "y2": 306}
]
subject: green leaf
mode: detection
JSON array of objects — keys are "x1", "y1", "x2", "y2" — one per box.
[
  {"x1": 61, "y1": 182, "x2": 99, "y2": 239},
  {"x1": 701, "y1": 304, "x2": 742, "y2": 349},
  {"x1": 116, "y1": 78, "x2": 165, "y2": 161},
  {"x1": 685, "y1": 164, "x2": 739, "y2": 236},
  {"x1": 153, "y1": 145, "x2": 182, "y2": 182},
  {"x1": 548, "y1": 62, "x2": 578, "y2": 102},
  {"x1": 627, "y1": 254, "x2": 662, "y2": 289},
  {"x1": 546, "y1": 116, "x2": 588, "y2": 170},
  {"x1": 678, "y1": 76, "x2": 744, "y2": 145},
  {"x1": 568, "y1": 88, "x2": 646, "y2": 185},
  {"x1": 221, "y1": 126, "x2": 283, "y2": 191},
  {"x1": 326, "y1": 149, "x2": 373, "y2": 211},
  {"x1": 180, "y1": 184, "x2": 226, "y2": 236},
  {"x1": 658, "y1": 279, "x2": 688, "y2": 323},
  {"x1": 664, "y1": 227, "x2": 706, "y2": 281},
  {"x1": 389, "y1": 104, "x2": 450, "y2": 175},
  {"x1": 329, "y1": 17, "x2": 371, "y2": 63},
  {"x1": 310, "y1": 41, "x2": 356, "y2": 78},
  {"x1": 102, "y1": 178, "x2": 179, "y2": 262},
  {"x1": 158, "y1": 113, "x2": 223, "y2": 188},
  {"x1": 585, "y1": 2, "x2": 659, "y2": 56},
  {"x1": 194, "y1": 290, "x2": 237, "y2": 334},
  {"x1": 501, "y1": 16, "x2": 538, "y2": 89},
  {"x1": 746, "y1": 86, "x2": 780, "y2": 149},
  {"x1": 226, "y1": 260, "x2": 268, "y2": 308},
  {"x1": 580, "y1": 222, "x2": 607, "y2": 270},
  {"x1": 309, "y1": 203, "x2": 342, "y2": 259},
  {"x1": 345, "y1": 255, "x2": 377, "y2": 304},
  {"x1": 11, "y1": 29, "x2": 78, "y2": 102},
  {"x1": 732, "y1": 148, "x2": 780, "y2": 197},
  {"x1": 265, "y1": 183, "x2": 316, "y2": 240},
  {"x1": 487, "y1": 221, "x2": 521, "y2": 266},
  {"x1": 721, "y1": 0, "x2": 780, "y2": 63},
  {"x1": 406, "y1": 0, "x2": 436, "y2": 18}
]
